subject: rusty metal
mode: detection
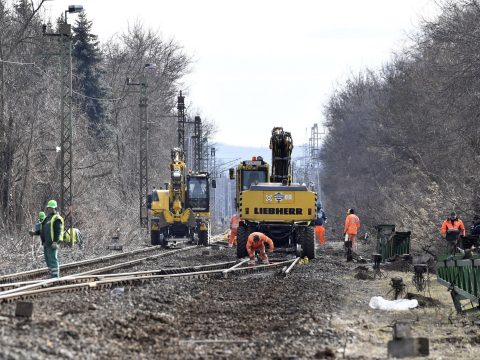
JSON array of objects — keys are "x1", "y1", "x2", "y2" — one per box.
[
  {"x1": 0, "y1": 258, "x2": 294, "y2": 303},
  {"x1": 412, "y1": 264, "x2": 428, "y2": 292},
  {"x1": 388, "y1": 277, "x2": 406, "y2": 300},
  {"x1": 372, "y1": 253, "x2": 385, "y2": 279},
  {"x1": 0, "y1": 245, "x2": 166, "y2": 284}
]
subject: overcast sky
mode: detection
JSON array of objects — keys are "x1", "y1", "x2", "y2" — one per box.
[{"x1": 42, "y1": 0, "x2": 440, "y2": 147}]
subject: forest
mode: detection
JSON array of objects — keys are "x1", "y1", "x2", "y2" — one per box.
[
  {"x1": 320, "y1": 0, "x2": 480, "y2": 249},
  {"x1": 0, "y1": 0, "x2": 194, "y2": 251},
  {"x1": 2, "y1": 0, "x2": 480, "y2": 254}
]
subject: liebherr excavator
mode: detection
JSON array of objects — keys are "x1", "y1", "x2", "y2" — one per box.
[
  {"x1": 230, "y1": 127, "x2": 317, "y2": 259},
  {"x1": 148, "y1": 148, "x2": 211, "y2": 246}
]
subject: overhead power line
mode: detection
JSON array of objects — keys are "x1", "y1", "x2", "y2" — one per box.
[
  {"x1": 0, "y1": 58, "x2": 124, "y2": 102},
  {"x1": 0, "y1": 58, "x2": 35, "y2": 66}
]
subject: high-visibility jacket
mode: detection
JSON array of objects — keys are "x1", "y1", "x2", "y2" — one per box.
[
  {"x1": 41, "y1": 213, "x2": 64, "y2": 245},
  {"x1": 344, "y1": 214, "x2": 360, "y2": 235},
  {"x1": 230, "y1": 214, "x2": 240, "y2": 230},
  {"x1": 64, "y1": 228, "x2": 81, "y2": 245},
  {"x1": 246, "y1": 232, "x2": 274, "y2": 258},
  {"x1": 441, "y1": 218, "x2": 465, "y2": 237}
]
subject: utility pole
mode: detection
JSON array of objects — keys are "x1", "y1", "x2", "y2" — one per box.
[
  {"x1": 308, "y1": 123, "x2": 325, "y2": 196},
  {"x1": 43, "y1": 5, "x2": 83, "y2": 236},
  {"x1": 210, "y1": 147, "x2": 216, "y2": 224},
  {"x1": 127, "y1": 63, "x2": 156, "y2": 228},
  {"x1": 177, "y1": 91, "x2": 186, "y2": 153},
  {"x1": 192, "y1": 115, "x2": 202, "y2": 172}
]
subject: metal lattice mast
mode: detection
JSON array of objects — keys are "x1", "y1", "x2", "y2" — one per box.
[
  {"x1": 139, "y1": 76, "x2": 149, "y2": 228},
  {"x1": 59, "y1": 22, "x2": 74, "y2": 233},
  {"x1": 43, "y1": 6, "x2": 83, "y2": 235},
  {"x1": 193, "y1": 116, "x2": 202, "y2": 172},
  {"x1": 210, "y1": 147, "x2": 216, "y2": 221},
  {"x1": 177, "y1": 91, "x2": 186, "y2": 153}
]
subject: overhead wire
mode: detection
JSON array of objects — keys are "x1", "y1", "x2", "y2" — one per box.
[
  {"x1": 0, "y1": 58, "x2": 124, "y2": 102},
  {"x1": 0, "y1": 58, "x2": 36, "y2": 66}
]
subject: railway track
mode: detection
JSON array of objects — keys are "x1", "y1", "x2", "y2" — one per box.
[
  {"x1": 0, "y1": 245, "x2": 170, "y2": 284},
  {"x1": 0, "y1": 246, "x2": 196, "y2": 292},
  {"x1": 0, "y1": 258, "x2": 299, "y2": 304}
]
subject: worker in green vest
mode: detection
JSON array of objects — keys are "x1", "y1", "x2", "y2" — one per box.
[
  {"x1": 64, "y1": 227, "x2": 82, "y2": 248},
  {"x1": 41, "y1": 200, "x2": 64, "y2": 278},
  {"x1": 30, "y1": 211, "x2": 46, "y2": 238},
  {"x1": 29, "y1": 211, "x2": 47, "y2": 256}
]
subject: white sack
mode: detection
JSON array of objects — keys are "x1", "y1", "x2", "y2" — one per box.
[{"x1": 369, "y1": 296, "x2": 418, "y2": 310}]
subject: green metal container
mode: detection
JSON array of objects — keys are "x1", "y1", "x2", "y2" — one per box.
[
  {"x1": 437, "y1": 255, "x2": 480, "y2": 309},
  {"x1": 375, "y1": 225, "x2": 411, "y2": 262}
]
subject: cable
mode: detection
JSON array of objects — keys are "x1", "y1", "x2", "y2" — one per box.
[
  {"x1": 32, "y1": 63, "x2": 124, "y2": 102},
  {"x1": 0, "y1": 58, "x2": 35, "y2": 66},
  {"x1": 72, "y1": 89, "x2": 123, "y2": 102}
]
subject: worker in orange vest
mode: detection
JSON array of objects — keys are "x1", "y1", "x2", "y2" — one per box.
[
  {"x1": 228, "y1": 213, "x2": 240, "y2": 247},
  {"x1": 440, "y1": 212, "x2": 465, "y2": 256},
  {"x1": 246, "y1": 232, "x2": 274, "y2": 265},
  {"x1": 344, "y1": 208, "x2": 361, "y2": 251},
  {"x1": 440, "y1": 212, "x2": 465, "y2": 237}
]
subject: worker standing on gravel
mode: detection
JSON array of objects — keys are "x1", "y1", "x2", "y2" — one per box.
[
  {"x1": 41, "y1": 200, "x2": 64, "y2": 278},
  {"x1": 314, "y1": 201, "x2": 327, "y2": 250},
  {"x1": 440, "y1": 211, "x2": 465, "y2": 255},
  {"x1": 228, "y1": 213, "x2": 240, "y2": 247},
  {"x1": 344, "y1": 208, "x2": 361, "y2": 251},
  {"x1": 470, "y1": 215, "x2": 480, "y2": 236},
  {"x1": 246, "y1": 232, "x2": 274, "y2": 265},
  {"x1": 32, "y1": 211, "x2": 46, "y2": 237},
  {"x1": 440, "y1": 212, "x2": 465, "y2": 237},
  {"x1": 29, "y1": 211, "x2": 47, "y2": 254}
]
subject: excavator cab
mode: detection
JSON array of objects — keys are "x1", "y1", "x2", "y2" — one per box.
[
  {"x1": 241, "y1": 169, "x2": 268, "y2": 190},
  {"x1": 186, "y1": 174, "x2": 210, "y2": 212}
]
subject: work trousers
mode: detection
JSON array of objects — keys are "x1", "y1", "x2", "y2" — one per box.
[
  {"x1": 347, "y1": 233, "x2": 358, "y2": 251},
  {"x1": 229, "y1": 228, "x2": 238, "y2": 246},
  {"x1": 43, "y1": 244, "x2": 59, "y2": 278},
  {"x1": 315, "y1": 225, "x2": 326, "y2": 245}
]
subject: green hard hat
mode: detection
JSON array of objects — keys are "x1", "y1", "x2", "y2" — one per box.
[
  {"x1": 38, "y1": 211, "x2": 46, "y2": 221},
  {"x1": 47, "y1": 200, "x2": 57, "y2": 209}
]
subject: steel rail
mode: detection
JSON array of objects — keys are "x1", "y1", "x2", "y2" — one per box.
[
  {"x1": 0, "y1": 247, "x2": 196, "y2": 295},
  {"x1": 0, "y1": 260, "x2": 238, "y2": 293},
  {"x1": 222, "y1": 259, "x2": 249, "y2": 278},
  {"x1": 282, "y1": 257, "x2": 301, "y2": 277},
  {"x1": 0, "y1": 245, "x2": 164, "y2": 284},
  {"x1": 0, "y1": 235, "x2": 228, "y2": 284},
  {"x1": 0, "y1": 259, "x2": 294, "y2": 303}
]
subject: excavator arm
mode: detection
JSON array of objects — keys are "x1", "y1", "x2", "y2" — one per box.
[{"x1": 269, "y1": 127, "x2": 293, "y2": 184}]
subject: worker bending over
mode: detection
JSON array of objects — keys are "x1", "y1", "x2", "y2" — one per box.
[{"x1": 246, "y1": 232, "x2": 274, "y2": 265}]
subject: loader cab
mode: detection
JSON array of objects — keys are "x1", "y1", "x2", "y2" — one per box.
[{"x1": 186, "y1": 174, "x2": 210, "y2": 212}]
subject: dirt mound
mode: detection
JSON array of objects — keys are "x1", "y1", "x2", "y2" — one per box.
[{"x1": 405, "y1": 292, "x2": 442, "y2": 307}]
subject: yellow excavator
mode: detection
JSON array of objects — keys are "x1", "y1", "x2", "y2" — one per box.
[
  {"x1": 148, "y1": 148, "x2": 212, "y2": 246},
  {"x1": 230, "y1": 127, "x2": 317, "y2": 258}
]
